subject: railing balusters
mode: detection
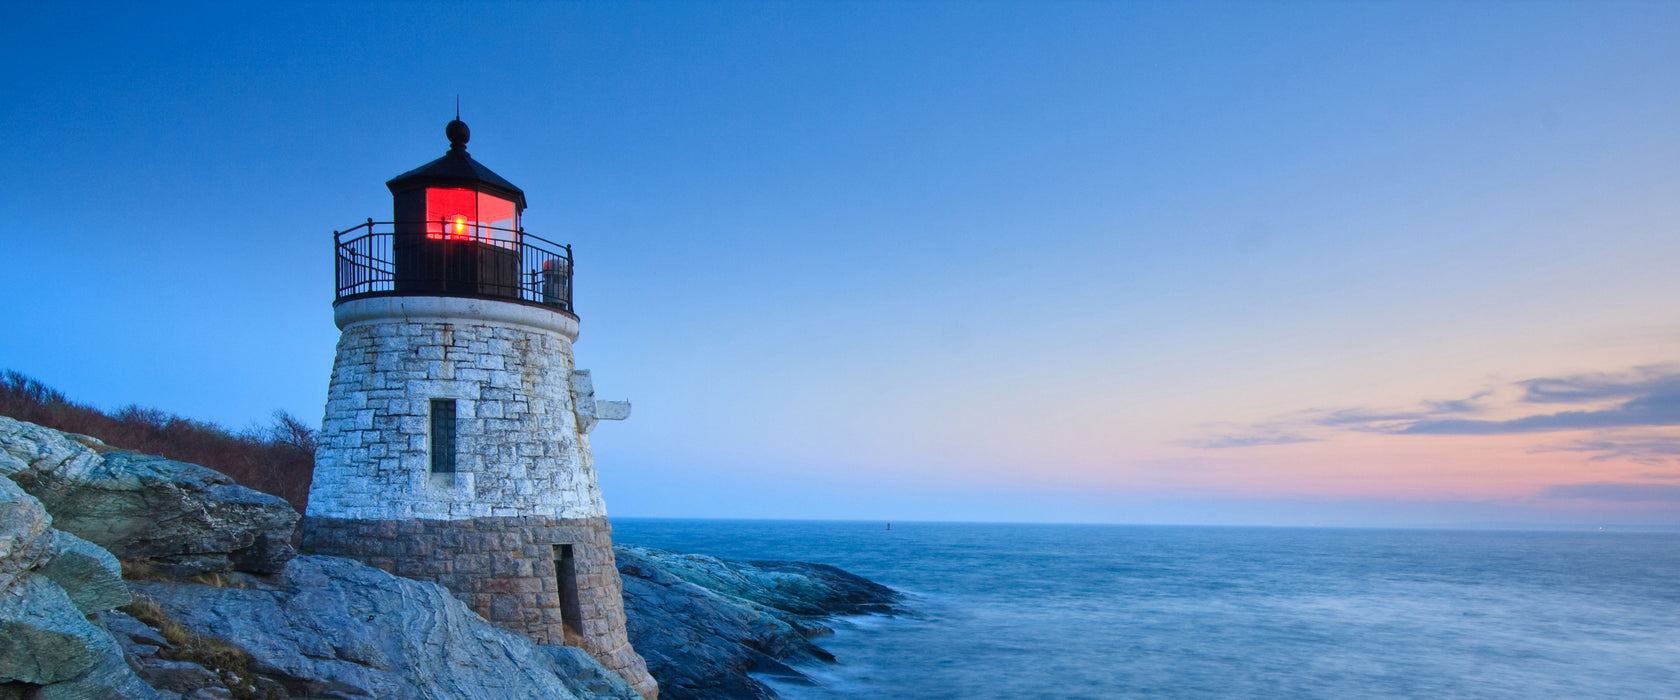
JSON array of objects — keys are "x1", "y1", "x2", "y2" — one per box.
[{"x1": 332, "y1": 221, "x2": 573, "y2": 313}]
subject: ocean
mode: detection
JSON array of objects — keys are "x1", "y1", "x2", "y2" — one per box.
[{"x1": 612, "y1": 519, "x2": 1680, "y2": 699}]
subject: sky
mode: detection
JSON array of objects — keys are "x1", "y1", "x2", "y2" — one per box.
[{"x1": 4, "y1": 1, "x2": 1680, "y2": 528}]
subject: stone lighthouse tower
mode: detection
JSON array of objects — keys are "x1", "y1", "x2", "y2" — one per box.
[{"x1": 302, "y1": 119, "x2": 656, "y2": 698}]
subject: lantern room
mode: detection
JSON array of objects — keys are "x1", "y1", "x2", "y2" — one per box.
[
  {"x1": 330, "y1": 118, "x2": 574, "y2": 313},
  {"x1": 387, "y1": 119, "x2": 525, "y2": 246},
  {"x1": 418, "y1": 187, "x2": 520, "y2": 245}
]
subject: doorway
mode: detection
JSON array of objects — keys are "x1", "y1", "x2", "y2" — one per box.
[{"x1": 552, "y1": 544, "x2": 583, "y2": 643}]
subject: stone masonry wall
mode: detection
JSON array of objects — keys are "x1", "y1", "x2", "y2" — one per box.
[
  {"x1": 303, "y1": 514, "x2": 657, "y2": 699},
  {"x1": 306, "y1": 313, "x2": 605, "y2": 521}
]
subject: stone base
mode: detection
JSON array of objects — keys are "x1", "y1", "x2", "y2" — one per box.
[{"x1": 302, "y1": 515, "x2": 657, "y2": 699}]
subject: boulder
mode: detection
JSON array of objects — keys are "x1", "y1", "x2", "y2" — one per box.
[
  {"x1": 0, "y1": 574, "x2": 109, "y2": 685},
  {"x1": 0, "y1": 474, "x2": 157, "y2": 698},
  {"x1": 97, "y1": 610, "x2": 168, "y2": 658},
  {"x1": 540, "y1": 646, "x2": 647, "y2": 700},
  {"x1": 130, "y1": 555, "x2": 641, "y2": 700},
  {"x1": 40, "y1": 531, "x2": 128, "y2": 614},
  {"x1": 0, "y1": 473, "x2": 54, "y2": 592},
  {"x1": 0, "y1": 416, "x2": 299, "y2": 576},
  {"x1": 0, "y1": 570, "x2": 157, "y2": 699},
  {"x1": 27, "y1": 648, "x2": 161, "y2": 700}
]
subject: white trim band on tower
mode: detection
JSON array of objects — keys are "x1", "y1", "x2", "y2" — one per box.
[{"x1": 334, "y1": 296, "x2": 580, "y2": 341}]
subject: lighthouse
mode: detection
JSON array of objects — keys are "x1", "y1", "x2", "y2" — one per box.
[{"x1": 302, "y1": 119, "x2": 657, "y2": 699}]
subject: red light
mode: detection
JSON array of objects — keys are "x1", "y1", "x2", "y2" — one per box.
[{"x1": 423, "y1": 187, "x2": 519, "y2": 246}]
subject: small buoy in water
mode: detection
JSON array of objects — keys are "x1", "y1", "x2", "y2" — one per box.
[{"x1": 886, "y1": 523, "x2": 891, "y2": 530}]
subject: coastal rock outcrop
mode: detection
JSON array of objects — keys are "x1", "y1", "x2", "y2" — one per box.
[
  {"x1": 126, "y1": 556, "x2": 640, "y2": 700},
  {"x1": 616, "y1": 545, "x2": 901, "y2": 700},
  {"x1": 1, "y1": 416, "x2": 644, "y2": 700},
  {"x1": 3, "y1": 415, "x2": 908, "y2": 700},
  {"x1": 0, "y1": 472, "x2": 158, "y2": 699},
  {"x1": 0, "y1": 416, "x2": 298, "y2": 577}
]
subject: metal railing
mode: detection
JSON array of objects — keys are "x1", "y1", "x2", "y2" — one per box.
[{"x1": 334, "y1": 219, "x2": 574, "y2": 313}]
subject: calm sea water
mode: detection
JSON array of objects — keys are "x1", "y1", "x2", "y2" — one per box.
[{"x1": 612, "y1": 519, "x2": 1680, "y2": 699}]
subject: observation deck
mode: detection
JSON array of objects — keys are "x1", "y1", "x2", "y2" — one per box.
[{"x1": 333, "y1": 219, "x2": 575, "y2": 316}]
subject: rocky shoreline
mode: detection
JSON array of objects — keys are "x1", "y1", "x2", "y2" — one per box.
[
  {"x1": 0, "y1": 415, "x2": 900, "y2": 700},
  {"x1": 617, "y1": 546, "x2": 901, "y2": 700}
]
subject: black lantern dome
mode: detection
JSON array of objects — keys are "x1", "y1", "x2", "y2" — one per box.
[{"x1": 386, "y1": 119, "x2": 527, "y2": 210}]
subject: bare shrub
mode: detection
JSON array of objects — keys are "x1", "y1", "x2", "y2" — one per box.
[{"x1": 0, "y1": 370, "x2": 314, "y2": 511}]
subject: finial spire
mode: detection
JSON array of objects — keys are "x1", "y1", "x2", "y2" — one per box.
[
  {"x1": 446, "y1": 117, "x2": 470, "y2": 151},
  {"x1": 447, "y1": 97, "x2": 469, "y2": 150}
]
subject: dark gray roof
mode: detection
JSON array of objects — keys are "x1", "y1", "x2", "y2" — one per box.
[{"x1": 386, "y1": 120, "x2": 526, "y2": 209}]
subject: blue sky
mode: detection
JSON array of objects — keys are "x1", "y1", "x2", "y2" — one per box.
[{"x1": 5, "y1": 2, "x2": 1680, "y2": 526}]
